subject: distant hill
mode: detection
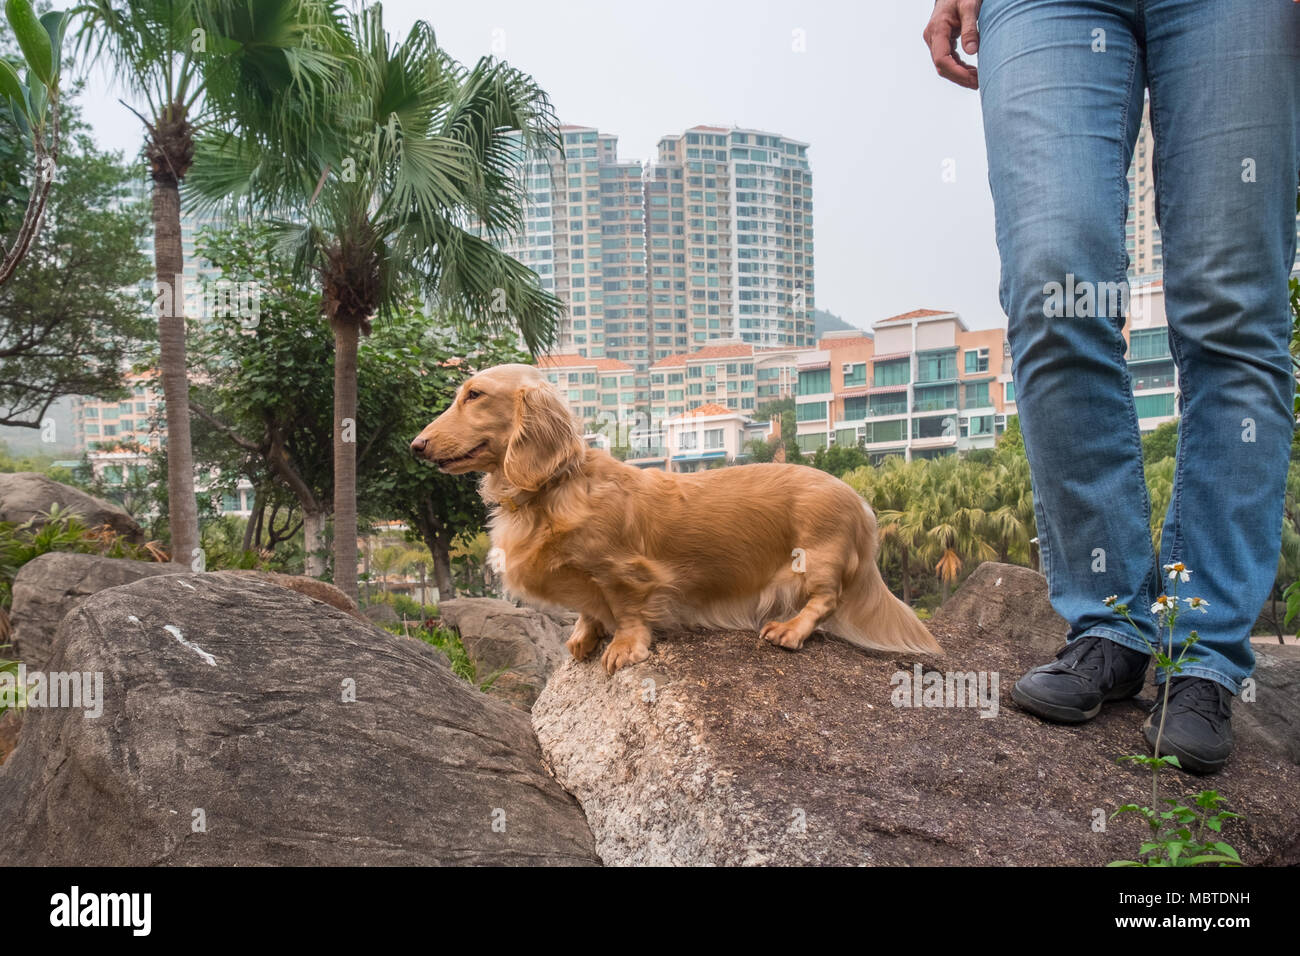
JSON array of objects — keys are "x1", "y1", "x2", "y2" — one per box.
[{"x1": 813, "y1": 308, "x2": 869, "y2": 338}]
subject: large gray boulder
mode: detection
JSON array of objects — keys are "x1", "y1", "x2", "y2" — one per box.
[
  {"x1": 1237, "y1": 643, "x2": 1300, "y2": 766},
  {"x1": 10, "y1": 553, "x2": 185, "y2": 671},
  {"x1": 438, "y1": 597, "x2": 575, "y2": 710},
  {"x1": 0, "y1": 572, "x2": 598, "y2": 865},
  {"x1": 0, "y1": 472, "x2": 142, "y2": 542},
  {"x1": 929, "y1": 561, "x2": 1066, "y2": 657},
  {"x1": 534, "y1": 567, "x2": 1300, "y2": 866}
]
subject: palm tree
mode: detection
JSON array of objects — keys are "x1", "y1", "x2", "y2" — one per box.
[
  {"x1": 74, "y1": 0, "x2": 346, "y2": 565},
  {"x1": 192, "y1": 6, "x2": 563, "y2": 599},
  {"x1": 0, "y1": 1, "x2": 67, "y2": 286}
]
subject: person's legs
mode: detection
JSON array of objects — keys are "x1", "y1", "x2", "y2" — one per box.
[
  {"x1": 1142, "y1": 0, "x2": 1300, "y2": 694},
  {"x1": 979, "y1": 1, "x2": 1161, "y2": 663}
]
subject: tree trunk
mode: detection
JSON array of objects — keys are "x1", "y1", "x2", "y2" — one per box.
[
  {"x1": 901, "y1": 544, "x2": 911, "y2": 604},
  {"x1": 302, "y1": 510, "x2": 326, "y2": 578},
  {"x1": 332, "y1": 319, "x2": 360, "y2": 601},
  {"x1": 151, "y1": 179, "x2": 199, "y2": 566},
  {"x1": 241, "y1": 488, "x2": 262, "y2": 554}
]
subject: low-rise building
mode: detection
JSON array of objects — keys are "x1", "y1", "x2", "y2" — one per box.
[{"x1": 795, "y1": 310, "x2": 1015, "y2": 461}]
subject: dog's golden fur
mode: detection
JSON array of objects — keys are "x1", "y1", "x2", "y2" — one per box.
[{"x1": 412, "y1": 363, "x2": 942, "y2": 673}]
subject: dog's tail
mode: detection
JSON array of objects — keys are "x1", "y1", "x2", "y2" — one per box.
[{"x1": 828, "y1": 561, "x2": 944, "y2": 656}]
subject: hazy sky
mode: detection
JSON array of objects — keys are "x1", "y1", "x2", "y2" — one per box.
[{"x1": 78, "y1": 0, "x2": 1004, "y2": 332}]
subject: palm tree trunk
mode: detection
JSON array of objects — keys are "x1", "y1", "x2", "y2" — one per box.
[
  {"x1": 332, "y1": 319, "x2": 360, "y2": 600},
  {"x1": 901, "y1": 544, "x2": 911, "y2": 604},
  {"x1": 152, "y1": 179, "x2": 199, "y2": 566},
  {"x1": 241, "y1": 488, "x2": 262, "y2": 553},
  {"x1": 302, "y1": 510, "x2": 326, "y2": 577}
]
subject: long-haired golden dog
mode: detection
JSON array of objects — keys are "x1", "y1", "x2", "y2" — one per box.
[{"x1": 411, "y1": 364, "x2": 942, "y2": 674}]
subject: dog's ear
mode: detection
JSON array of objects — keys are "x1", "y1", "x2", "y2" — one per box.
[{"x1": 502, "y1": 383, "x2": 584, "y2": 492}]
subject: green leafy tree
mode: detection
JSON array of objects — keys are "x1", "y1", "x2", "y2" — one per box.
[
  {"x1": 191, "y1": 5, "x2": 564, "y2": 599},
  {"x1": 1141, "y1": 418, "x2": 1179, "y2": 465},
  {"x1": 74, "y1": 0, "x2": 348, "y2": 567},
  {"x1": 0, "y1": 0, "x2": 67, "y2": 285},
  {"x1": 362, "y1": 323, "x2": 527, "y2": 599},
  {"x1": 0, "y1": 95, "x2": 151, "y2": 429}
]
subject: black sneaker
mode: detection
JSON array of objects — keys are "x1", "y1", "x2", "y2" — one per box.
[
  {"x1": 1143, "y1": 677, "x2": 1233, "y2": 775},
  {"x1": 1012, "y1": 635, "x2": 1150, "y2": 724}
]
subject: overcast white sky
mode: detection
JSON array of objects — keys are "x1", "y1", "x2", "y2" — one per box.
[{"x1": 78, "y1": 0, "x2": 1004, "y2": 332}]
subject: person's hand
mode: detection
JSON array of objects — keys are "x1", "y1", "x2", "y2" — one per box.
[{"x1": 923, "y1": 0, "x2": 982, "y2": 90}]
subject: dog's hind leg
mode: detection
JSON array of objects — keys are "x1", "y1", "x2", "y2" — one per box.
[{"x1": 760, "y1": 562, "x2": 842, "y2": 651}]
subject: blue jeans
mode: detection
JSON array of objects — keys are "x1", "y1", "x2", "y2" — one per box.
[{"x1": 978, "y1": 0, "x2": 1300, "y2": 693}]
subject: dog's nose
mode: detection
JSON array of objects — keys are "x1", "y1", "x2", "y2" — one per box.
[{"x1": 410, "y1": 437, "x2": 428, "y2": 458}]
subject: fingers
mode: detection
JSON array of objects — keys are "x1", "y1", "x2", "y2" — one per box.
[
  {"x1": 923, "y1": 0, "x2": 980, "y2": 90},
  {"x1": 958, "y1": 0, "x2": 981, "y2": 55}
]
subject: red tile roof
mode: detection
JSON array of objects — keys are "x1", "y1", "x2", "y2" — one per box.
[
  {"x1": 536, "y1": 353, "x2": 634, "y2": 372},
  {"x1": 818, "y1": 335, "x2": 873, "y2": 350},
  {"x1": 650, "y1": 343, "x2": 754, "y2": 369},
  {"x1": 875, "y1": 309, "x2": 953, "y2": 324},
  {"x1": 676, "y1": 403, "x2": 738, "y2": 419}
]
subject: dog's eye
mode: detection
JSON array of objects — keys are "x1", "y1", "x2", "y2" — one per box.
[{"x1": 464, "y1": 389, "x2": 483, "y2": 402}]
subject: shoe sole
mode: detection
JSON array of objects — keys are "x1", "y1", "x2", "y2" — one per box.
[
  {"x1": 1012, "y1": 673, "x2": 1147, "y2": 724},
  {"x1": 1142, "y1": 720, "x2": 1229, "y2": 775}
]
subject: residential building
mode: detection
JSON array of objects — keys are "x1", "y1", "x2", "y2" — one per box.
[
  {"x1": 652, "y1": 126, "x2": 815, "y2": 351},
  {"x1": 504, "y1": 126, "x2": 649, "y2": 368},
  {"x1": 73, "y1": 370, "x2": 254, "y2": 518},
  {"x1": 74, "y1": 371, "x2": 164, "y2": 453},
  {"x1": 795, "y1": 311, "x2": 1015, "y2": 461},
  {"x1": 654, "y1": 403, "x2": 771, "y2": 473},
  {"x1": 647, "y1": 341, "x2": 808, "y2": 426},
  {"x1": 1124, "y1": 278, "x2": 1178, "y2": 431},
  {"x1": 535, "y1": 352, "x2": 640, "y2": 449},
  {"x1": 512, "y1": 124, "x2": 814, "y2": 377}
]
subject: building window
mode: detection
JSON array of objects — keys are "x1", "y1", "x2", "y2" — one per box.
[
  {"x1": 912, "y1": 415, "x2": 955, "y2": 440},
  {"x1": 964, "y1": 381, "x2": 991, "y2": 408},
  {"x1": 869, "y1": 394, "x2": 907, "y2": 417},
  {"x1": 964, "y1": 348, "x2": 989, "y2": 374},
  {"x1": 842, "y1": 396, "x2": 868, "y2": 421},
  {"x1": 868, "y1": 419, "x2": 906, "y2": 444},
  {"x1": 1134, "y1": 392, "x2": 1176, "y2": 419},
  {"x1": 913, "y1": 383, "x2": 957, "y2": 412},
  {"x1": 798, "y1": 367, "x2": 831, "y2": 395},
  {"x1": 796, "y1": 432, "x2": 827, "y2": 453},
  {"x1": 916, "y1": 349, "x2": 958, "y2": 383},
  {"x1": 796, "y1": 401, "x2": 828, "y2": 422},
  {"x1": 1004, "y1": 380, "x2": 1016, "y2": 403},
  {"x1": 704, "y1": 428, "x2": 724, "y2": 450},
  {"x1": 842, "y1": 363, "x2": 867, "y2": 388},
  {"x1": 873, "y1": 358, "x2": 909, "y2": 387},
  {"x1": 1130, "y1": 359, "x2": 1176, "y2": 391},
  {"x1": 1129, "y1": 328, "x2": 1171, "y2": 361}
]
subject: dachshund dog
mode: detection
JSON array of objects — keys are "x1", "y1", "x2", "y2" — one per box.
[{"x1": 411, "y1": 364, "x2": 942, "y2": 674}]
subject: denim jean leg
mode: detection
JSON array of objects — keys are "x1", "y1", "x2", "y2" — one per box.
[
  {"x1": 1140, "y1": 0, "x2": 1300, "y2": 693},
  {"x1": 979, "y1": 0, "x2": 1162, "y2": 656}
]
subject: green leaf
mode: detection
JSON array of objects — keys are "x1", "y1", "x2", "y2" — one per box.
[
  {"x1": 0, "y1": 57, "x2": 25, "y2": 116},
  {"x1": 5, "y1": 0, "x2": 54, "y2": 88},
  {"x1": 39, "y1": 9, "x2": 67, "y2": 58},
  {"x1": 1213, "y1": 842, "x2": 1241, "y2": 863}
]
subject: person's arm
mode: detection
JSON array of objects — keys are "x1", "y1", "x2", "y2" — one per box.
[{"x1": 923, "y1": 0, "x2": 982, "y2": 89}]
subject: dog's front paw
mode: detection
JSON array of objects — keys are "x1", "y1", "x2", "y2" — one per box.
[
  {"x1": 566, "y1": 628, "x2": 601, "y2": 662},
  {"x1": 601, "y1": 637, "x2": 649, "y2": 675},
  {"x1": 760, "y1": 618, "x2": 809, "y2": 651}
]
